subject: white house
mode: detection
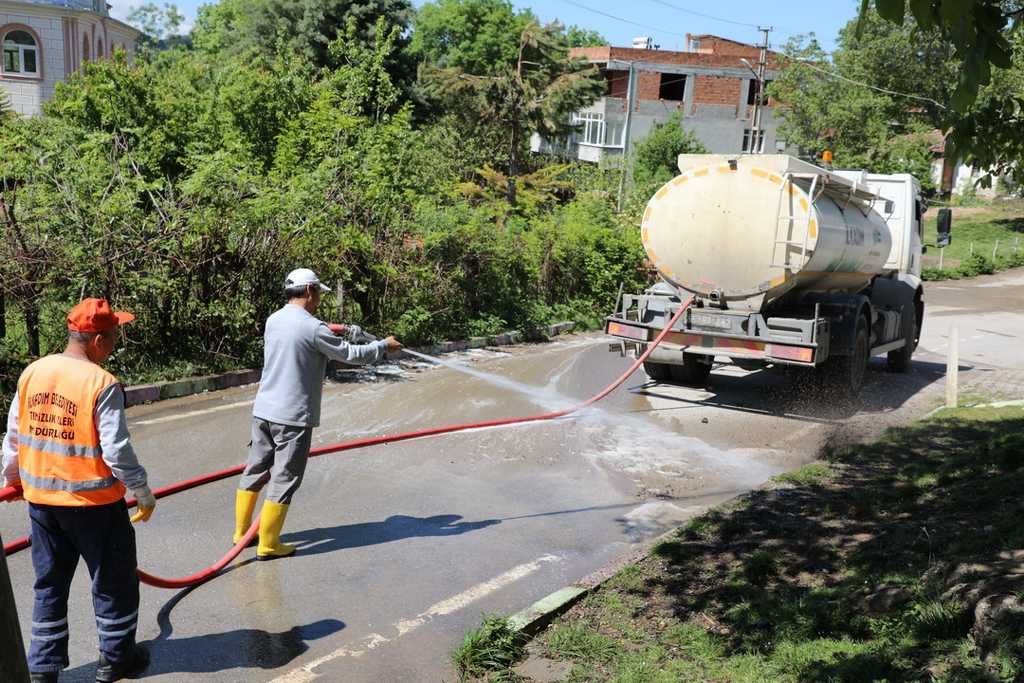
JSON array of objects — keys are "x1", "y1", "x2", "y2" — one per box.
[{"x1": 1, "y1": 0, "x2": 140, "y2": 116}]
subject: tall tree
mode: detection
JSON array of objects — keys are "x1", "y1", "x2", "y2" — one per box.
[
  {"x1": 127, "y1": 2, "x2": 188, "y2": 49},
  {"x1": 193, "y1": 0, "x2": 414, "y2": 71},
  {"x1": 421, "y1": 20, "x2": 604, "y2": 206},
  {"x1": 563, "y1": 25, "x2": 606, "y2": 48},
  {"x1": 409, "y1": 0, "x2": 535, "y2": 74},
  {"x1": 860, "y1": 0, "x2": 1024, "y2": 183}
]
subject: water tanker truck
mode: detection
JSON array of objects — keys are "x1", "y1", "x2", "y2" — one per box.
[{"x1": 605, "y1": 154, "x2": 953, "y2": 396}]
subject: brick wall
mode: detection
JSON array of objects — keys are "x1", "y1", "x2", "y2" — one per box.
[{"x1": 693, "y1": 75, "x2": 741, "y2": 107}]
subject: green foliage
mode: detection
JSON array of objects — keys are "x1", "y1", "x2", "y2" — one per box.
[
  {"x1": 410, "y1": 0, "x2": 534, "y2": 73},
  {"x1": 0, "y1": 21, "x2": 646, "y2": 404},
  {"x1": 860, "y1": 0, "x2": 1013, "y2": 112},
  {"x1": 127, "y1": 2, "x2": 189, "y2": 50},
  {"x1": 451, "y1": 615, "x2": 526, "y2": 679},
  {"x1": 192, "y1": 0, "x2": 414, "y2": 73},
  {"x1": 420, "y1": 19, "x2": 605, "y2": 204},
  {"x1": 631, "y1": 113, "x2": 707, "y2": 188},
  {"x1": 769, "y1": 20, "x2": 943, "y2": 191},
  {"x1": 563, "y1": 25, "x2": 607, "y2": 48}
]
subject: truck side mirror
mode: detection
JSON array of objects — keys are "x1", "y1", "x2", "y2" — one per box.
[{"x1": 937, "y1": 208, "x2": 952, "y2": 248}]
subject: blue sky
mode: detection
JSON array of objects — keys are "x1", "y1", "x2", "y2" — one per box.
[{"x1": 108, "y1": 0, "x2": 861, "y2": 53}]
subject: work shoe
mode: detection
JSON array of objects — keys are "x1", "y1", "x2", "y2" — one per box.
[
  {"x1": 257, "y1": 500, "x2": 296, "y2": 560},
  {"x1": 233, "y1": 489, "x2": 260, "y2": 545},
  {"x1": 30, "y1": 672, "x2": 59, "y2": 683},
  {"x1": 95, "y1": 645, "x2": 149, "y2": 682}
]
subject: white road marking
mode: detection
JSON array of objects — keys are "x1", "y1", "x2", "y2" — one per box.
[
  {"x1": 129, "y1": 399, "x2": 253, "y2": 426},
  {"x1": 271, "y1": 554, "x2": 563, "y2": 681}
]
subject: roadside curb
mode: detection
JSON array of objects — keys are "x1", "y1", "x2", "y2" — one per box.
[
  {"x1": 123, "y1": 322, "x2": 577, "y2": 407},
  {"x1": 508, "y1": 525, "x2": 682, "y2": 637}
]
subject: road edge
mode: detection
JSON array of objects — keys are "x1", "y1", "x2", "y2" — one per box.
[{"x1": 123, "y1": 322, "x2": 577, "y2": 407}]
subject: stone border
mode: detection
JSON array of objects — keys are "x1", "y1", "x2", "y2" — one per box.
[{"x1": 123, "y1": 322, "x2": 577, "y2": 407}]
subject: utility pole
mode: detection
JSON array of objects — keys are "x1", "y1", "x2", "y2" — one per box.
[
  {"x1": 749, "y1": 26, "x2": 772, "y2": 154},
  {"x1": 1, "y1": 532, "x2": 30, "y2": 682},
  {"x1": 616, "y1": 61, "x2": 637, "y2": 212}
]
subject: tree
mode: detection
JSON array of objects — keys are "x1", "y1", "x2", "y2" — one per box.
[
  {"x1": 409, "y1": 0, "x2": 535, "y2": 74},
  {"x1": 563, "y1": 25, "x2": 606, "y2": 48},
  {"x1": 193, "y1": 0, "x2": 414, "y2": 71},
  {"x1": 127, "y1": 2, "x2": 188, "y2": 49},
  {"x1": 860, "y1": 1, "x2": 1024, "y2": 184},
  {"x1": 0, "y1": 90, "x2": 13, "y2": 120},
  {"x1": 421, "y1": 20, "x2": 605, "y2": 206},
  {"x1": 631, "y1": 114, "x2": 707, "y2": 186},
  {"x1": 768, "y1": 15, "x2": 945, "y2": 190}
]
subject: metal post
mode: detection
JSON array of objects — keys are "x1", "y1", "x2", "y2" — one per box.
[
  {"x1": 0, "y1": 531, "x2": 30, "y2": 682},
  {"x1": 616, "y1": 61, "x2": 637, "y2": 213},
  {"x1": 946, "y1": 326, "x2": 959, "y2": 409},
  {"x1": 938, "y1": 247, "x2": 944, "y2": 270},
  {"x1": 993, "y1": 239, "x2": 1000, "y2": 261},
  {"x1": 750, "y1": 26, "x2": 772, "y2": 153}
]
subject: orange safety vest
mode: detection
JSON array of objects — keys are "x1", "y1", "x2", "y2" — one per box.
[{"x1": 16, "y1": 355, "x2": 127, "y2": 506}]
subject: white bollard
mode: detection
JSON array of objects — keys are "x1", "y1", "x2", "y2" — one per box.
[
  {"x1": 939, "y1": 247, "x2": 944, "y2": 270},
  {"x1": 946, "y1": 326, "x2": 959, "y2": 409}
]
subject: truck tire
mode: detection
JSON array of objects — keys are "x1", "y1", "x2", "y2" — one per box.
[
  {"x1": 670, "y1": 353, "x2": 712, "y2": 386},
  {"x1": 886, "y1": 305, "x2": 916, "y2": 373},
  {"x1": 643, "y1": 361, "x2": 672, "y2": 381},
  {"x1": 822, "y1": 315, "x2": 869, "y2": 397}
]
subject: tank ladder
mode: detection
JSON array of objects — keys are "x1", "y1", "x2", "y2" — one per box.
[{"x1": 770, "y1": 172, "x2": 820, "y2": 270}]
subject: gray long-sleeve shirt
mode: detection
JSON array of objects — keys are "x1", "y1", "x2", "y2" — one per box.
[
  {"x1": 2, "y1": 383, "x2": 148, "y2": 491},
  {"x1": 252, "y1": 304, "x2": 388, "y2": 428}
]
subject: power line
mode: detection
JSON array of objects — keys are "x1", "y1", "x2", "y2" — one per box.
[
  {"x1": 558, "y1": 0, "x2": 691, "y2": 40},
  {"x1": 643, "y1": 0, "x2": 759, "y2": 29},
  {"x1": 796, "y1": 59, "x2": 948, "y2": 110}
]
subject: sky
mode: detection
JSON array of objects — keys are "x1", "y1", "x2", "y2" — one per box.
[{"x1": 106, "y1": 0, "x2": 862, "y2": 53}]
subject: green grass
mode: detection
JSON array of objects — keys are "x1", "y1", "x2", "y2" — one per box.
[
  {"x1": 771, "y1": 462, "x2": 831, "y2": 486},
  {"x1": 511, "y1": 405, "x2": 1024, "y2": 682},
  {"x1": 922, "y1": 201, "x2": 1024, "y2": 280},
  {"x1": 451, "y1": 615, "x2": 527, "y2": 681}
]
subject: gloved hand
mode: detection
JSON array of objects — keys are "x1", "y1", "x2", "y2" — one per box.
[
  {"x1": 130, "y1": 485, "x2": 156, "y2": 523},
  {"x1": 345, "y1": 324, "x2": 364, "y2": 341}
]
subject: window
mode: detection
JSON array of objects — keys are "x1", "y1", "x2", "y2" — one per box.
[
  {"x1": 82, "y1": 35, "x2": 91, "y2": 63},
  {"x1": 571, "y1": 112, "x2": 624, "y2": 147},
  {"x1": 603, "y1": 69, "x2": 628, "y2": 98},
  {"x1": 573, "y1": 112, "x2": 606, "y2": 146},
  {"x1": 742, "y1": 129, "x2": 765, "y2": 153},
  {"x1": 747, "y1": 79, "x2": 773, "y2": 106},
  {"x1": 2, "y1": 29, "x2": 39, "y2": 76},
  {"x1": 96, "y1": 38, "x2": 104, "y2": 59},
  {"x1": 658, "y1": 74, "x2": 685, "y2": 101}
]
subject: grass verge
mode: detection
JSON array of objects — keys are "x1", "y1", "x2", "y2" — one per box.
[
  {"x1": 455, "y1": 405, "x2": 1024, "y2": 682},
  {"x1": 922, "y1": 201, "x2": 1024, "y2": 280}
]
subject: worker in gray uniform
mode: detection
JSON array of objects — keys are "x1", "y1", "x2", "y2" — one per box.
[{"x1": 234, "y1": 268, "x2": 402, "y2": 559}]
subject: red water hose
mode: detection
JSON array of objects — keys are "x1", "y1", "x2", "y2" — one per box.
[{"x1": 1, "y1": 299, "x2": 691, "y2": 587}]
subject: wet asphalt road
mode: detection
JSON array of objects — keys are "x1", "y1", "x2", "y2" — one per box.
[{"x1": 2, "y1": 269, "x2": 1023, "y2": 682}]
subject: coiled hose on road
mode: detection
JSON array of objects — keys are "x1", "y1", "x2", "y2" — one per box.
[{"x1": 1, "y1": 300, "x2": 691, "y2": 588}]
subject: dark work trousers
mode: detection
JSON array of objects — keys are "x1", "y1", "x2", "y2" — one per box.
[{"x1": 27, "y1": 499, "x2": 139, "y2": 674}]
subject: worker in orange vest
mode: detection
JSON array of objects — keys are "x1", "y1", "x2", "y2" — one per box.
[{"x1": 1, "y1": 298, "x2": 155, "y2": 683}]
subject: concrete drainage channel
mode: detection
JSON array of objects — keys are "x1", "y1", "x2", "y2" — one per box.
[{"x1": 123, "y1": 322, "x2": 577, "y2": 407}]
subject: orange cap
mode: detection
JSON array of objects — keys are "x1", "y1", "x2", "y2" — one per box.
[
  {"x1": 67, "y1": 298, "x2": 135, "y2": 333},
  {"x1": 822, "y1": 150, "x2": 834, "y2": 163}
]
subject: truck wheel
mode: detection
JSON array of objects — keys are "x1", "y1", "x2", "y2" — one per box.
[
  {"x1": 670, "y1": 354, "x2": 712, "y2": 386},
  {"x1": 823, "y1": 316, "x2": 869, "y2": 397},
  {"x1": 643, "y1": 361, "x2": 672, "y2": 381},
  {"x1": 886, "y1": 305, "x2": 916, "y2": 373}
]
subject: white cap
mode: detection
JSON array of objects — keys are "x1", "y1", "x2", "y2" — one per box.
[{"x1": 284, "y1": 268, "x2": 331, "y2": 293}]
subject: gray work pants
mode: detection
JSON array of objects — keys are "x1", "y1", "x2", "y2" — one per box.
[{"x1": 238, "y1": 418, "x2": 314, "y2": 504}]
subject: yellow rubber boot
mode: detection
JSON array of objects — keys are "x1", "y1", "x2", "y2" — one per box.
[
  {"x1": 233, "y1": 490, "x2": 259, "y2": 545},
  {"x1": 257, "y1": 501, "x2": 296, "y2": 560}
]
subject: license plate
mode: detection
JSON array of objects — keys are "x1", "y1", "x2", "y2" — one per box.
[{"x1": 690, "y1": 313, "x2": 731, "y2": 330}]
